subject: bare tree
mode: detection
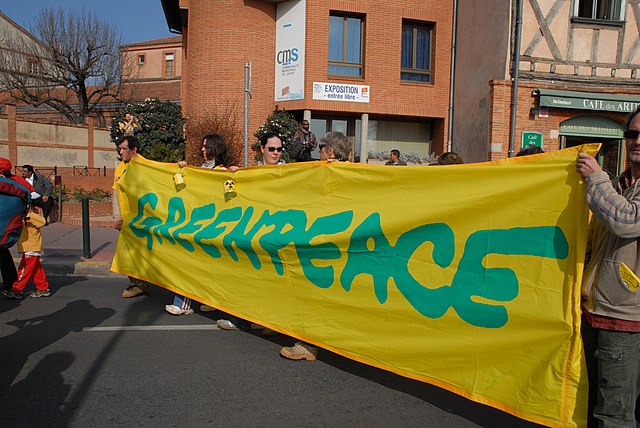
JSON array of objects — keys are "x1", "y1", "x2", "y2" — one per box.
[{"x1": 0, "y1": 8, "x2": 134, "y2": 124}]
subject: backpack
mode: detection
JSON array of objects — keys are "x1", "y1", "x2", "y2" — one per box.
[{"x1": 0, "y1": 176, "x2": 31, "y2": 248}]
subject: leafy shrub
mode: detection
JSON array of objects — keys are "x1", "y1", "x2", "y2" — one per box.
[
  {"x1": 110, "y1": 99, "x2": 186, "y2": 163},
  {"x1": 367, "y1": 150, "x2": 436, "y2": 165},
  {"x1": 69, "y1": 187, "x2": 111, "y2": 201},
  {"x1": 254, "y1": 106, "x2": 299, "y2": 163},
  {"x1": 53, "y1": 186, "x2": 111, "y2": 202}
]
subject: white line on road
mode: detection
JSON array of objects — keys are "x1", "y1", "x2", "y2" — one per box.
[{"x1": 83, "y1": 325, "x2": 222, "y2": 332}]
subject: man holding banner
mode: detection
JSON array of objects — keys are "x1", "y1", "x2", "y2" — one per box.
[
  {"x1": 113, "y1": 136, "x2": 153, "y2": 298},
  {"x1": 577, "y1": 106, "x2": 640, "y2": 428}
]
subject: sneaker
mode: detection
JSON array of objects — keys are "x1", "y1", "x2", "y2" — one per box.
[
  {"x1": 121, "y1": 284, "x2": 148, "y2": 298},
  {"x1": 217, "y1": 319, "x2": 250, "y2": 331},
  {"x1": 280, "y1": 342, "x2": 318, "y2": 361},
  {"x1": 200, "y1": 304, "x2": 215, "y2": 312},
  {"x1": 165, "y1": 304, "x2": 194, "y2": 316},
  {"x1": 29, "y1": 289, "x2": 52, "y2": 298},
  {"x1": 2, "y1": 289, "x2": 24, "y2": 300}
]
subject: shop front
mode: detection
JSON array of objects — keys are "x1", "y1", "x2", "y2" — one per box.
[{"x1": 534, "y1": 88, "x2": 640, "y2": 176}]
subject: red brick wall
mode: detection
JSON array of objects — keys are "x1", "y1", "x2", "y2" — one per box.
[
  {"x1": 183, "y1": 0, "x2": 276, "y2": 164},
  {"x1": 61, "y1": 172, "x2": 114, "y2": 193}
]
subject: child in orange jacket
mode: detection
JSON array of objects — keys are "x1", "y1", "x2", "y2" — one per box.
[{"x1": 2, "y1": 208, "x2": 50, "y2": 299}]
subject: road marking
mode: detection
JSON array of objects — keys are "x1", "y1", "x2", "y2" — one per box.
[{"x1": 83, "y1": 325, "x2": 222, "y2": 332}]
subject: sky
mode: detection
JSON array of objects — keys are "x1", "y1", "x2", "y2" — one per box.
[{"x1": 0, "y1": 0, "x2": 176, "y2": 44}]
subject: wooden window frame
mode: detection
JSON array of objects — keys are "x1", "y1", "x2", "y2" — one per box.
[{"x1": 163, "y1": 51, "x2": 175, "y2": 78}]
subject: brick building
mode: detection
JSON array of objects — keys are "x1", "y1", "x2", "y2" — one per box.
[
  {"x1": 118, "y1": 35, "x2": 182, "y2": 120},
  {"x1": 453, "y1": 0, "x2": 640, "y2": 172},
  {"x1": 161, "y1": 0, "x2": 454, "y2": 163}
]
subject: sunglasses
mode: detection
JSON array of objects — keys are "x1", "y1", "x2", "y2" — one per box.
[
  {"x1": 266, "y1": 146, "x2": 284, "y2": 152},
  {"x1": 624, "y1": 129, "x2": 640, "y2": 140},
  {"x1": 319, "y1": 144, "x2": 327, "y2": 150}
]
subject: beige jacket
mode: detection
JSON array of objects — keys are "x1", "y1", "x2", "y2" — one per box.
[{"x1": 582, "y1": 170, "x2": 640, "y2": 321}]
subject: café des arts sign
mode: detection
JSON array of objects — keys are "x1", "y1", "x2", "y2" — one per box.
[{"x1": 535, "y1": 88, "x2": 640, "y2": 113}]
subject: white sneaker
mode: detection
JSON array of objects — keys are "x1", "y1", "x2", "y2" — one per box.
[
  {"x1": 165, "y1": 304, "x2": 194, "y2": 316},
  {"x1": 217, "y1": 319, "x2": 240, "y2": 330}
]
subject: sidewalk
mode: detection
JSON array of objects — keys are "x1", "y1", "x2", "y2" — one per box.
[{"x1": 9, "y1": 222, "x2": 122, "y2": 277}]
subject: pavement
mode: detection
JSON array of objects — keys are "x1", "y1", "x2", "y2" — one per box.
[{"x1": 9, "y1": 221, "x2": 120, "y2": 277}]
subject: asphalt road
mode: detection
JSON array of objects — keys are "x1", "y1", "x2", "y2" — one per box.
[{"x1": 0, "y1": 275, "x2": 542, "y2": 427}]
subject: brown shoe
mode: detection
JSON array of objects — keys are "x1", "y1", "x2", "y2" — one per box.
[
  {"x1": 280, "y1": 342, "x2": 317, "y2": 361},
  {"x1": 121, "y1": 284, "x2": 148, "y2": 298}
]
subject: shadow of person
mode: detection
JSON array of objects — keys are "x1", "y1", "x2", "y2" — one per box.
[
  {"x1": 0, "y1": 299, "x2": 114, "y2": 394},
  {"x1": 0, "y1": 351, "x2": 74, "y2": 426}
]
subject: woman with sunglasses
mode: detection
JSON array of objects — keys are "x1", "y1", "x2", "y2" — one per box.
[
  {"x1": 165, "y1": 134, "x2": 232, "y2": 316},
  {"x1": 318, "y1": 131, "x2": 352, "y2": 163},
  {"x1": 216, "y1": 132, "x2": 285, "y2": 331},
  {"x1": 258, "y1": 131, "x2": 286, "y2": 166}
]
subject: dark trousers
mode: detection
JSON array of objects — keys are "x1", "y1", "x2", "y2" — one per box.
[
  {"x1": 0, "y1": 247, "x2": 17, "y2": 289},
  {"x1": 32, "y1": 197, "x2": 53, "y2": 220},
  {"x1": 582, "y1": 317, "x2": 640, "y2": 428}
]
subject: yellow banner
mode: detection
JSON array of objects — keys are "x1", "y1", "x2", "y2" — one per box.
[{"x1": 113, "y1": 144, "x2": 599, "y2": 427}]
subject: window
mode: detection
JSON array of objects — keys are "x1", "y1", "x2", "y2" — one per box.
[
  {"x1": 574, "y1": 0, "x2": 625, "y2": 21},
  {"x1": 164, "y1": 52, "x2": 175, "y2": 78},
  {"x1": 328, "y1": 14, "x2": 363, "y2": 77},
  {"x1": 138, "y1": 54, "x2": 145, "y2": 65},
  {"x1": 401, "y1": 21, "x2": 433, "y2": 83},
  {"x1": 27, "y1": 58, "x2": 39, "y2": 75}
]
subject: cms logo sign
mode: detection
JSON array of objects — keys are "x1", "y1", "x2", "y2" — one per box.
[{"x1": 277, "y1": 48, "x2": 299, "y2": 65}]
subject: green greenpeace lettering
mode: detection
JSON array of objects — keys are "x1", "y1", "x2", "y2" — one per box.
[{"x1": 128, "y1": 193, "x2": 569, "y2": 328}]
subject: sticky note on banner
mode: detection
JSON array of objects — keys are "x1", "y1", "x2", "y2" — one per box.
[{"x1": 620, "y1": 263, "x2": 640, "y2": 291}]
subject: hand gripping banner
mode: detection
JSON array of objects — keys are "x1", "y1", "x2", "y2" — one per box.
[{"x1": 112, "y1": 144, "x2": 599, "y2": 427}]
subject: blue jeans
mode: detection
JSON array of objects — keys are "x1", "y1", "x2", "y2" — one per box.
[
  {"x1": 172, "y1": 294, "x2": 192, "y2": 310},
  {"x1": 585, "y1": 324, "x2": 640, "y2": 428}
]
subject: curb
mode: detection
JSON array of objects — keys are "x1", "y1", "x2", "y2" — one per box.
[
  {"x1": 73, "y1": 261, "x2": 122, "y2": 277},
  {"x1": 41, "y1": 260, "x2": 124, "y2": 278}
]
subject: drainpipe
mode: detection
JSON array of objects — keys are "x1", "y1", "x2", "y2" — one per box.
[
  {"x1": 447, "y1": 0, "x2": 459, "y2": 152},
  {"x1": 508, "y1": 0, "x2": 524, "y2": 158}
]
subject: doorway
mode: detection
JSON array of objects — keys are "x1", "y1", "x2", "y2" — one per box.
[{"x1": 563, "y1": 136, "x2": 623, "y2": 177}]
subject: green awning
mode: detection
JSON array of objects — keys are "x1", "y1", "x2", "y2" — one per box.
[
  {"x1": 535, "y1": 88, "x2": 640, "y2": 113},
  {"x1": 559, "y1": 116, "x2": 623, "y2": 138}
]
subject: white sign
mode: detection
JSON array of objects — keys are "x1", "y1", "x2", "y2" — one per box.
[
  {"x1": 312, "y1": 82, "x2": 370, "y2": 103},
  {"x1": 275, "y1": 0, "x2": 305, "y2": 101}
]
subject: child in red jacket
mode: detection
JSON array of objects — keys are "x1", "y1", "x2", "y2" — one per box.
[{"x1": 2, "y1": 208, "x2": 50, "y2": 299}]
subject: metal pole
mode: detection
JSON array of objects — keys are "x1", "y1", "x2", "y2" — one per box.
[
  {"x1": 447, "y1": 0, "x2": 459, "y2": 152},
  {"x1": 508, "y1": 0, "x2": 524, "y2": 158},
  {"x1": 81, "y1": 196, "x2": 91, "y2": 259},
  {"x1": 57, "y1": 182, "x2": 62, "y2": 223},
  {"x1": 244, "y1": 62, "x2": 252, "y2": 167},
  {"x1": 244, "y1": 63, "x2": 249, "y2": 167}
]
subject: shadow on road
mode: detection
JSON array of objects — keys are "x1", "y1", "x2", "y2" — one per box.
[
  {"x1": 0, "y1": 299, "x2": 115, "y2": 426},
  {"x1": 319, "y1": 350, "x2": 543, "y2": 428}
]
